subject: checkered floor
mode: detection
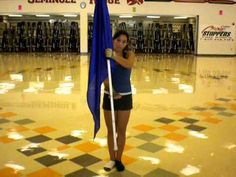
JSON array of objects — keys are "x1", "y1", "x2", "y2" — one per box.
[{"x1": 0, "y1": 53, "x2": 236, "y2": 177}]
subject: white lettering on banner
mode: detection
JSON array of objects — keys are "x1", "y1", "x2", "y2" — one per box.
[
  {"x1": 28, "y1": 0, "x2": 76, "y2": 4},
  {"x1": 200, "y1": 25, "x2": 234, "y2": 41},
  {"x1": 26, "y1": 0, "x2": 234, "y2": 5}
]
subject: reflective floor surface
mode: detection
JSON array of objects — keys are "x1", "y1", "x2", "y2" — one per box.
[{"x1": 0, "y1": 53, "x2": 235, "y2": 177}]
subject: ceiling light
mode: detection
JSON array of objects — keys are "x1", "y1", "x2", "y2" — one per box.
[
  {"x1": 174, "y1": 16, "x2": 188, "y2": 19},
  {"x1": 8, "y1": 14, "x2": 22, "y2": 17},
  {"x1": 146, "y1": 15, "x2": 160, "y2": 19},
  {"x1": 64, "y1": 14, "x2": 78, "y2": 17},
  {"x1": 36, "y1": 14, "x2": 50, "y2": 17},
  {"x1": 119, "y1": 15, "x2": 133, "y2": 18}
]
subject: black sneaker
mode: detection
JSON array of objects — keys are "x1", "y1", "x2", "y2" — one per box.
[{"x1": 115, "y1": 160, "x2": 125, "y2": 171}]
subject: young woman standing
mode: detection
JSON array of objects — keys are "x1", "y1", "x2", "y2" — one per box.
[{"x1": 103, "y1": 30, "x2": 135, "y2": 172}]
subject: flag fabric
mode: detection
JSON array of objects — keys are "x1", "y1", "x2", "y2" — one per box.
[{"x1": 87, "y1": 0, "x2": 114, "y2": 138}]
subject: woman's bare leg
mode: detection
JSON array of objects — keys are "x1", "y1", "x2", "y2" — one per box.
[
  {"x1": 104, "y1": 110, "x2": 116, "y2": 160},
  {"x1": 116, "y1": 110, "x2": 130, "y2": 161}
]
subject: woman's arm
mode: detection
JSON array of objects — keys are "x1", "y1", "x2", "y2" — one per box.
[
  {"x1": 103, "y1": 79, "x2": 109, "y2": 90},
  {"x1": 113, "y1": 51, "x2": 135, "y2": 69},
  {"x1": 103, "y1": 78, "x2": 122, "y2": 99}
]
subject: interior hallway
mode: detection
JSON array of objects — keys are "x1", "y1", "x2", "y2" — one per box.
[{"x1": 0, "y1": 53, "x2": 235, "y2": 177}]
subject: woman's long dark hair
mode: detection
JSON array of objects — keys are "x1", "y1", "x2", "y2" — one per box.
[{"x1": 113, "y1": 30, "x2": 130, "y2": 58}]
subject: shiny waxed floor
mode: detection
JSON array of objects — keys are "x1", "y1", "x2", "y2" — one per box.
[{"x1": 0, "y1": 53, "x2": 235, "y2": 177}]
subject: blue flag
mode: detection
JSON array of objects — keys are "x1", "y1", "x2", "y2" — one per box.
[{"x1": 87, "y1": 0, "x2": 114, "y2": 138}]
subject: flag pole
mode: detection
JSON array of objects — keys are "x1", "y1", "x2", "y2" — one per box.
[{"x1": 106, "y1": 59, "x2": 118, "y2": 151}]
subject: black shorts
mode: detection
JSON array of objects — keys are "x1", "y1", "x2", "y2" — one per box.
[{"x1": 102, "y1": 93, "x2": 133, "y2": 111}]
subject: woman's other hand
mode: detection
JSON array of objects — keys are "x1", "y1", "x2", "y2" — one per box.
[{"x1": 105, "y1": 48, "x2": 113, "y2": 58}]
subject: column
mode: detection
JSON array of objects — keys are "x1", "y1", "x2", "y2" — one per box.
[{"x1": 80, "y1": 12, "x2": 88, "y2": 53}]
